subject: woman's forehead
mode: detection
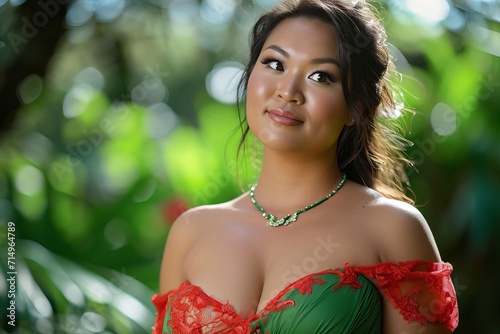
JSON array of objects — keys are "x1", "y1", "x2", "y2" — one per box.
[{"x1": 262, "y1": 17, "x2": 339, "y2": 59}]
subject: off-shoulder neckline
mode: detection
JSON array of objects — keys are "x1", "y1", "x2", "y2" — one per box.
[{"x1": 154, "y1": 260, "x2": 452, "y2": 319}]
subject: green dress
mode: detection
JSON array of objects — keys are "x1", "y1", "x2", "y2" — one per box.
[
  {"x1": 253, "y1": 272, "x2": 381, "y2": 333},
  {"x1": 152, "y1": 261, "x2": 459, "y2": 333}
]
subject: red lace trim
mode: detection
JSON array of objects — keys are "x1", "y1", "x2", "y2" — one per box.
[
  {"x1": 151, "y1": 261, "x2": 459, "y2": 333},
  {"x1": 152, "y1": 282, "x2": 253, "y2": 334},
  {"x1": 151, "y1": 291, "x2": 171, "y2": 334},
  {"x1": 350, "y1": 260, "x2": 459, "y2": 331},
  {"x1": 332, "y1": 263, "x2": 362, "y2": 290},
  {"x1": 256, "y1": 273, "x2": 328, "y2": 318}
]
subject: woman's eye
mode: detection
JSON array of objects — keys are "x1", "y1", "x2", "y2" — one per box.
[
  {"x1": 309, "y1": 72, "x2": 331, "y2": 83},
  {"x1": 269, "y1": 61, "x2": 282, "y2": 70},
  {"x1": 261, "y1": 58, "x2": 284, "y2": 71}
]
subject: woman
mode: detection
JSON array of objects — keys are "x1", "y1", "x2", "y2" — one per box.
[{"x1": 152, "y1": 0, "x2": 459, "y2": 333}]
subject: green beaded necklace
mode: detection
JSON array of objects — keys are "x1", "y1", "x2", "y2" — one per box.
[{"x1": 249, "y1": 172, "x2": 347, "y2": 227}]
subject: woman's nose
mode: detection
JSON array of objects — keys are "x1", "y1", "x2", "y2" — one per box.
[{"x1": 275, "y1": 75, "x2": 305, "y2": 105}]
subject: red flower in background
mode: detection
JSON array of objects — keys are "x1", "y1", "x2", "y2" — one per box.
[{"x1": 163, "y1": 197, "x2": 189, "y2": 225}]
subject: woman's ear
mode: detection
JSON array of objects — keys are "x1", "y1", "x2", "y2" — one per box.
[
  {"x1": 345, "y1": 114, "x2": 355, "y2": 126},
  {"x1": 346, "y1": 101, "x2": 364, "y2": 126}
]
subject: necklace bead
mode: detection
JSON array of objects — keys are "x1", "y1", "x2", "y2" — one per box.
[{"x1": 249, "y1": 172, "x2": 347, "y2": 227}]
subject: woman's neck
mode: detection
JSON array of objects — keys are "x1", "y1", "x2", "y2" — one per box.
[{"x1": 251, "y1": 149, "x2": 343, "y2": 215}]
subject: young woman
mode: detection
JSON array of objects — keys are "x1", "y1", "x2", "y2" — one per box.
[{"x1": 152, "y1": 0, "x2": 459, "y2": 333}]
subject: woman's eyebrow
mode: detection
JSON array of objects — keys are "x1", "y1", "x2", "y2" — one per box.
[
  {"x1": 264, "y1": 44, "x2": 289, "y2": 57},
  {"x1": 310, "y1": 57, "x2": 340, "y2": 68},
  {"x1": 264, "y1": 44, "x2": 340, "y2": 68}
]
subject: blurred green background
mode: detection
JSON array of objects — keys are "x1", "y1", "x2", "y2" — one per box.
[{"x1": 0, "y1": 0, "x2": 498, "y2": 333}]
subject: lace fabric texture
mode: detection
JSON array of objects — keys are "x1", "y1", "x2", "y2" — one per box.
[
  {"x1": 153, "y1": 282, "x2": 253, "y2": 334},
  {"x1": 151, "y1": 260, "x2": 459, "y2": 334},
  {"x1": 348, "y1": 261, "x2": 459, "y2": 329}
]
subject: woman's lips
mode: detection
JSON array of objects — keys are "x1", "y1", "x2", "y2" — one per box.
[{"x1": 267, "y1": 109, "x2": 304, "y2": 126}]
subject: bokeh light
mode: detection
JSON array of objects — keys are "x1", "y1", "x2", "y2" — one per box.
[
  {"x1": 15, "y1": 165, "x2": 44, "y2": 197},
  {"x1": 431, "y1": 102, "x2": 457, "y2": 136},
  {"x1": 206, "y1": 62, "x2": 244, "y2": 104},
  {"x1": 17, "y1": 74, "x2": 43, "y2": 104},
  {"x1": 406, "y1": 0, "x2": 450, "y2": 23}
]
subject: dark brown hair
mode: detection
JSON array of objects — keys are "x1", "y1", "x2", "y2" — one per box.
[{"x1": 237, "y1": 0, "x2": 414, "y2": 203}]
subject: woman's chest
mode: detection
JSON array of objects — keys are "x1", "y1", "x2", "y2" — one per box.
[{"x1": 183, "y1": 217, "x2": 379, "y2": 317}]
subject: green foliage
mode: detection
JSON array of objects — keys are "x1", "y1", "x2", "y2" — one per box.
[
  {"x1": 0, "y1": 240, "x2": 155, "y2": 333},
  {"x1": 1, "y1": 0, "x2": 499, "y2": 333}
]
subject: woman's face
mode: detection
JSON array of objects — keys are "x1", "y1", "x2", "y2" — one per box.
[{"x1": 246, "y1": 17, "x2": 351, "y2": 157}]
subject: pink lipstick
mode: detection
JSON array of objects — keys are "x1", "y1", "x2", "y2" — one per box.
[{"x1": 267, "y1": 109, "x2": 304, "y2": 126}]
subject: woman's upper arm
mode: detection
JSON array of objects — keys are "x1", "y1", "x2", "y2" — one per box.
[
  {"x1": 382, "y1": 300, "x2": 453, "y2": 334},
  {"x1": 372, "y1": 200, "x2": 456, "y2": 333},
  {"x1": 375, "y1": 200, "x2": 441, "y2": 264},
  {"x1": 158, "y1": 210, "x2": 196, "y2": 294}
]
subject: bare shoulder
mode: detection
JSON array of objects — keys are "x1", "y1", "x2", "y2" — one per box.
[
  {"x1": 350, "y1": 184, "x2": 442, "y2": 263},
  {"x1": 343, "y1": 183, "x2": 451, "y2": 333},
  {"x1": 159, "y1": 195, "x2": 247, "y2": 294},
  {"x1": 168, "y1": 194, "x2": 247, "y2": 235}
]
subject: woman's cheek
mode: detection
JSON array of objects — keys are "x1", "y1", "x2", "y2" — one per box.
[
  {"x1": 249, "y1": 74, "x2": 265, "y2": 100},
  {"x1": 247, "y1": 74, "x2": 267, "y2": 114}
]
